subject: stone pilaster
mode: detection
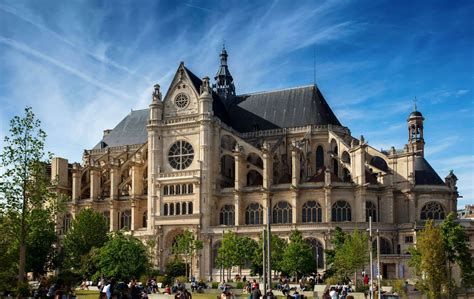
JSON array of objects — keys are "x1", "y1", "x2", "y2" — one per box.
[
  {"x1": 262, "y1": 141, "x2": 272, "y2": 190},
  {"x1": 90, "y1": 166, "x2": 100, "y2": 200},
  {"x1": 71, "y1": 163, "x2": 81, "y2": 204},
  {"x1": 291, "y1": 144, "x2": 300, "y2": 187}
]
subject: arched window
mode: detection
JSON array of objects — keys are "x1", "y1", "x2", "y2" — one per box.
[
  {"x1": 302, "y1": 201, "x2": 322, "y2": 223},
  {"x1": 182, "y1": 184, "x2": 187, "y2": 194},
  {"x1": 62, "y1": 213, "x2": 72, "y2": 234},
  {"x1": 373, "y1": 237, "x2": 392, "y2": 254},
  {"x1": 143, "y1": 211, "x2": 147, "y2": 228},
  {"x1": 164, "y1": 185, "x2": 169, "y2": 195},
  {"x1": 188, "y1": 202, "x2": 193, "y2": 214},
  {"x1": 366, "y1": 201, "x2": 377, "y2": 222},
  {"x1": 182, "y1": 202, "x2": 187, "y2": 215},
  {"x1": 188, "y1": 184, "x2": 193, "y2": 194},
  {"x1": 330, "y1": 139, "x2": 338, "y2": 155},
  {"x1": 273, "y1": 201, "x2": 292, "y2": 224},
  {"x1": 120, "y1": 210, "x2": 131, "y2": 230},
  {"x1": 176, "y1": 184, "x2": 181, "y2": 195},
  {"x1": 102, "y1": 211, "x2": 110, "y2": 230},
  {"x1": 219, "y1": 205, "x2": 235, "y2": 226},
  {"x1": 169, "y1": 203, "x2": 174, "y2": 215},
  {"x1": 164, "y1": 203, "x2": 169, "y2": 216},
  {"x1": 245, "y1": 203, "x2": 263, "y2": 225},
  {"x1": 176, "y1": 202, "x2": 181, "y2": 215},
  {"x1": 170, "y1": 185, "x2": 175, "y2": 195},
  {"x1": 220, "y1": 155, "x2": 235, "y2": 188},
  {"x1": 332, "y1": 201, "x2": 351, "y2": 222},
  {"x1": 341, "y1": 151, "x2": 351, "y2": 164},
  {"x1": 247, "y1": 170, "x2": 263, "y2": 186},
  {"x1": 305, "y1": 238, "x2": 324, "y2": 268},
  {"x1": 420, "y1": 201, "x2": 445, "y2": 220},
  {"x1": 316, "y1": 146, "x2": 324, "y2": 170}
]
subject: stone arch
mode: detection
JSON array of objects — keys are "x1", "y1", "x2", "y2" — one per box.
[
  {"x1": 219, "y1": 204, "x2": 235, "y2": 226},
  {"x1": 369, "y1": 156, "x2": 389, "y2": 172},
  {"x1": 305, "y1": 238, "x2": 324, "y2": 268},
  {"x1": 164, "y1": 228, "x2": 185, "y2": 249},
  {"x1": 247, "y1": 170, "x2": 263, "y2": 186},
  {"x1": 341, "y1": 151, "x2": 351, "y2": 164},
  {"x1": 366, "y1": 201, "x2": 377, "y2": 222},
  {"x1": 221, "y1": 135, "x2": 237, "y2": 151},
  {"x1": 247, "y1": 153, "x2": 263, "y2": 168},
  {"x1": 212, "y1": 241, "x2": 222, "y2": 269},
  {"x1": 420, "y1": 201, "x2": 446, "y2": 220},
  {"x1": 245, "y1": 203, "x2": 264, "y2": 225},
  {"x1": 220, "y1": 154, "x2": 235, "y2": 188}
]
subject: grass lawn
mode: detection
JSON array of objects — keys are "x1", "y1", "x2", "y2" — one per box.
[{"x1": 75, "y1": 289, "x2": 100, "y2": 299}]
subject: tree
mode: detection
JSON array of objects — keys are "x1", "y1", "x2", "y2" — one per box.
[
  {"x1": 409, "y1": 220, "x2": 448, "y2": 298},
  {"x1": 235, "y1": 236, "x2": 258, "y2": 274},
  {"x1": 333, "y1": 228, "x2": 368, "y2": 286},
  {"x1": 0, "y1": 107, "x2": 58, "y2": 283},
  {"x1": 324, "y1": 226, "x2": 346, "y2": 278},
  {"x1": 440, "y1": 213, "x2": 473, "y2": 288},
  {"x1": 216, "y1": 231, "x2": 241, "y2": 278},
  {"x1": 281, "y1": 230, "x2": 315, "y2": 280},
  {"x1": 251, "y1": 234, "x2": 287, "y2": 275},
  {"x1": 96, "y1": 232, "x2": 149, "y2": 281},
  {"x1": 171, "y1": 230, "x2": 203, "y2": 280},
  {"x1": 25, "y1": 209, "x2": 57, "y2": 278},
  {"x1": 62, "y1": 208, "x2": 108, "y2": 270}
]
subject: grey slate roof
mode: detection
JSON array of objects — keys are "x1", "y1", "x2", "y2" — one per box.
[
  {"x1": 414, "y1": 156, "x2": 445, "y2": 185},
  {"x1": 227, "y1": 85, "x2": 342, "y2": 133},
  {"x1": 93, "y1": 109, "x2": 148, "y2": 149}
]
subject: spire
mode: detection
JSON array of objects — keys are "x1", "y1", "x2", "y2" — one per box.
[{"x1": 213, "y1": 45, "x2": 235, "y2": 99}]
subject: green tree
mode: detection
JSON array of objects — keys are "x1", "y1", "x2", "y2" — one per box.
[
  {"x1": 96, "y1": 232, "x2": 149, "y2": 281},
  {"x1": 0, "y1": 107, "x2": 58, "y2": 283},
  {"x1": 171, "y1": 230, "x2": 203, "y2": 280},
  {"x1": 63, "y1": 208, "x2": 108, "y2": 270},
  {"x1": 251, "y1": 234, "x2": 287, "y2": 275},
  {"x1": 280, "y1": 230, "x2": 315, "y2": 280},
  {"x1": 25, "y1": 209, "x2": 57, "y2": 278},
  {"x1": 409, "y1": 220, "x2": 448, "y2": 298},
  {"x1": 235, "y1": 236, "x2": 258, "y2": 274},
  {"x1": 333, "y1": 228, "x2": 368, "y2": 286},
  {"x1": 324, "y1": 226, "x2": 346, "y2": 278},
  {"x1": 440, "y1": 213, "x2": 473, "y2": 288},
  {"x1": 216, "y1": 231, "x2": 240, "y2": 277}
]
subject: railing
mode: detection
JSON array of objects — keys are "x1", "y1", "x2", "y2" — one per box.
[{"x1": 157, "y1": 170, "x2": 200, "y2": 179}]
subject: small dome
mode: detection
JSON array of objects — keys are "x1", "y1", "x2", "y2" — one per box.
[{"x1": 409, "y1": 110, "x2": 423, "y2": 118}]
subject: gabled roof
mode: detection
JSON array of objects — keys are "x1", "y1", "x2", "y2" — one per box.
[
  {"x1": 93, "y1": 109, "x2": 148, "y2": 149},
  {"x1": 414, "y1": 156, "x2": 445, "y2": 185},
  {"x1": 226, "y1": 85, "x2": 342, "y2": 132}
]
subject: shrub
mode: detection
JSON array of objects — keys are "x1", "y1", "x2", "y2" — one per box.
[
  {"x1": 211, "y1": 282, "x2": 219, "y2": 289},
  {"x1": 236, "y1": 281, "x2": 244, "y2": 289},
  {"x1": 15, "y1": 282, "x2": 30, "y2": 297},
  {"x1": 175, "y1": 276, "x2": 188, "y2": 283},
  {"x1": 165, "y1": 259, "x2": 186, "y2": 278}
]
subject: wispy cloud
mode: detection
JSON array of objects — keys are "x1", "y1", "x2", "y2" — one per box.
[{"x1": 0, "y1": 36, "x2": 134, "y2": 100}]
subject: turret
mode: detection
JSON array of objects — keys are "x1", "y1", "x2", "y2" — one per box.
[
  {"x1": 407, "y1": 103, "x2": 425, "y2": 156},
  {"x1": 213, "y1": 46, "x2": 235, "y2": 100}
]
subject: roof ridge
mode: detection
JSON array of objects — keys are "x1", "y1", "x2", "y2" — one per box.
[{"x1": 238, "y1": 84, "x2": 316, "y2": 96}]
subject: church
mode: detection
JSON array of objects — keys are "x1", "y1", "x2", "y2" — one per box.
[{"x1": 52, "y1": 47, "x2": 470, "y2": 280}]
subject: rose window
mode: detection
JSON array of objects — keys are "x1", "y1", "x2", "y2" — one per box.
[
  {"x1": 175, "y1": 93, "x2": 189, "y2": 109},
  {"x1": 168, "y1": 140, "x2": 194, "y2": 170}
]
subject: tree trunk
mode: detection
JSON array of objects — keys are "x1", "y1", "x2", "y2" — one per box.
[{"x1": 18, "y1": 188, "x2": 27, "y2": 283}]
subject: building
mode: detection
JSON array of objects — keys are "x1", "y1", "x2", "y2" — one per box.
[
  {"x1": 52, "y1": 48, "x2": 473, "y2": 281},
  {"x1": 458, "y1": 205, "x2": 474, "y2": 219}
]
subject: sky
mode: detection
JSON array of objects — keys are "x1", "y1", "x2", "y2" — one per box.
[{"x1": 0, "y1": 0, "x2": 473, "y2": 207}]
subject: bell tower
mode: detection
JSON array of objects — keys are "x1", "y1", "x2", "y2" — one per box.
[
  {"x1": 407, "y1": 102, "x2": 425, "y2": 156},
  {"x1": 213, "y1": 45, "x2": 236, "y2": 101}
]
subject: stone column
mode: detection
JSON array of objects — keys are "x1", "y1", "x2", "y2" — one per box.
[
  {"x1": 355, "y1": 187, "x2": 366, "y2": 223},
  {"x1": 90, "y1": 166, "x2": 101, "y2": 200},
  {"x1": 234, "y1": 149, "x2": 245, "y2": 191},
  {"x1": 324, "y1": 186, "x2": 332, "y2": 222},
  {"x1": 262, "y1": 142, "x2": 273, "y2": 190},
  {"x1": 291, "y1": 144, "x2": 300, "y2": 187},
  {"x1": 234, "y1": 191, "x2": 241, "y2": 226},
  {"x1": 291, "y1": 189, "x2": 298, "y2": 224},
  {"x1": 71, "y1": 164, "x2": 81, "y2": 204},
  {"x1": 131, "y1": 162, "x2": 143, "y2": 231},
  {"x1": 131, "y1": 199, "x2": 138, "y2": 231},
  {"x1": 110, "y1": 164, "x2": 120, "y2": 200},
  {"x1": 109, "y1": 200, "x2": 119, "y2": 231}
]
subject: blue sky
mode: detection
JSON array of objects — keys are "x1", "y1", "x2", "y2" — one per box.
[{"x1": 0, "y1": 0, "x2": 473, "y2": 207}]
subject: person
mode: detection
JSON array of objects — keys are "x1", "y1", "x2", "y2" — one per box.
[
  {"x1": 363, "y1": 274, "x2": 369, "y2": 286},
  {"x1": 329, "y1": 287, "x2": 338, "y2": 299},
  {"x1": 265, "y1": 289, "x2": 276, "y2": 299},
  {"x1": 130, "y1": 279, "x2": 141, "y2": 299},
  {"x1": 281, "y1": 281, "x2": 290, "y2": 296},
  {"x1": 164, "y1": 285, "x2": 172, "y2": 294},
  {"x1": 103, "y1": 278, "x2": 116, "y2": 299},
  {"x1": 292, "y1": 290, "x2": 300, "y2": 299},
  {"x1": 98, "y1": 277, "x2": 106, "y2": 292},
  {"x1": 251, "y1": 285, "x2": 261, "y2": 299},
  {"x1": 251, "y1": 279, "x2": 259, "y2": 291}
]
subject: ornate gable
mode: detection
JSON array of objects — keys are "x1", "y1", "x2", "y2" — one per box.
[{"x1": 163, "y1": 63, "x2": 201, "y2": 119}]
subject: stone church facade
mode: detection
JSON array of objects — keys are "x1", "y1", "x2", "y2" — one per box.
[{"x1": 52, "y1": 48, "x2": 471, "y2": 280}]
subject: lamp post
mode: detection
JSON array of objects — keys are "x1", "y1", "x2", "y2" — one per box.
[
  {"x1": 262, "y1": 228, "x2": 267, "y2": 292},
  {"x1": 369, "y1": 216, "x2": 374, "y2": 299},
  {"x1": 377, "y1": 229, "x2": 381, "y2": 299}
]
